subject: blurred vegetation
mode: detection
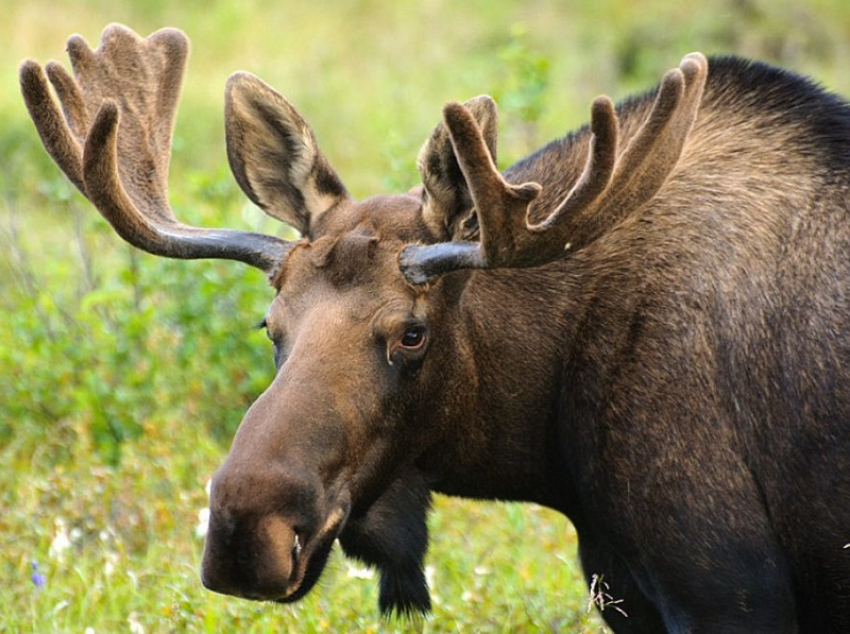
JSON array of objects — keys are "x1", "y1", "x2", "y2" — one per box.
[{"x1": 2, "y1": 0, "x2": 850, "y2": 631}]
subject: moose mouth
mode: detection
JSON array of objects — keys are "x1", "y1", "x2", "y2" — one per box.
[{"x1": 273, "y1": 505, "x2": 350, "y2": 604}]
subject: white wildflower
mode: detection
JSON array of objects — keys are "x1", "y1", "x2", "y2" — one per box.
[
  {"x1": 425, "y1": 565, "x2": 440, "y2": 605},
  {"x1": 425, "y1": 565, "x2": 436, "y2": 587},
  {"x1": 49, "y1": 518, "x2": 71, "y2": 562},
  {"x1": 194, "y1": 478, "x2": 213, "y2": 539},
  {"x1": 346, "y1": 562, "x2": 375, "y2": 580},
  {"x1": 128, "y1": 611, "x2": 145, "y2": 634},
  {"x1": 104, "y1": 551, "x2": 119, "y2": 577},
  {"x1": 195, "y1": 507, "x2": 211, "y2": 539},
  {"x1": 461, "y1": 590, "x2": 480, "y2": 602}
]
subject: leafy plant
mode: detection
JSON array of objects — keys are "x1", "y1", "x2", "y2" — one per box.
[{"x1": 491, "y1": 24, "x2": 552, "y2": 160}]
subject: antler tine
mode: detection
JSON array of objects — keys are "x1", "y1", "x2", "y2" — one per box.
[
  {"x1": 397, "y1": 103, "x2": 543, "y2": 285},
  {"x1": 443, "y1": 101, "x2": 543, "y2": 265},
  {"x1": 19, "y1": 24, "x2": 291, "y2": 273},
  {"x1": 528, "y1": 95, "x2": 619, "y2": 237},
  {"x1": 47, "y1": 61, "x2": 89, "y2": 140},
  {"x1": 20, "y1": 60, "x2": 86, "y2": 193},
  {"x1": 568, "y1": 53, "x2": 708, "y2": 242},
  {"x1": 399, "y1": 53, "x2": 708, "y2": 286}
]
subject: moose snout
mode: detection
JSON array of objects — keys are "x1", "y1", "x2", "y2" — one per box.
[
  {"x1": 199, "y1": 459, "x2": 351, "y2": 602},
  {"x1": 199, "y1": 461, "x2": 317, "y2": 600},
  {"x1": 201, "y1": 510, "x2": 303, "y2": 600}
]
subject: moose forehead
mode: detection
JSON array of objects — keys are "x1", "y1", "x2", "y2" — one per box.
[{"x1": 270, "y1": 193, "x2": 429, "y2": 298}]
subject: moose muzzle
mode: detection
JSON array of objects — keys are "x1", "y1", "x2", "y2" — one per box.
[{"x1": 200, "y1": 456, "x2": 352, "y2": 602}]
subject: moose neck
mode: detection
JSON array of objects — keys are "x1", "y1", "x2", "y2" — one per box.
[{"x1": 416, "y1": 265, "x2": 580, "y2": 515}]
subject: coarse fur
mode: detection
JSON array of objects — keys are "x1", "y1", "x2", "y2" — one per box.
[
  {"x1": 21, "y1": 25, "x2": 850, "y2": 633},
  {"x1": 499, "y1": 56, "x2": 850, "y2": 632}
]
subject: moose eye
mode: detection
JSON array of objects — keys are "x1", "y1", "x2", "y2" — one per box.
[
  {"x1": 257, "y1": 319, "x2": 287, "y2": 368},
  {"x1": 256, "y1": 318, "x2": 272, "y2": 340},
  {"x1": 382, "y1": 320, "x2": 430, "y2": 367},
  {"x1": 400, "y1": 325, "x2": 427, "y2": 349}
]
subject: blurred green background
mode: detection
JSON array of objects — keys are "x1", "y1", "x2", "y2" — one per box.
[{"x1": 2, "y1": 1, "x2": 850, "y2": 631}]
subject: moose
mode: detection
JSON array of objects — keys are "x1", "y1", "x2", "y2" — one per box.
[{"x1": 20, "y1": 23, "x2": 850, "y2": 633}]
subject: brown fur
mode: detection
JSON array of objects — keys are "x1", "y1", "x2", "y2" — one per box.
[{"x1": 21, "y1": 25, "x2": 850, "y2": 633}]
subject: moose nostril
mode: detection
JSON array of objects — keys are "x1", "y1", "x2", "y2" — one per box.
[
  {"x1": 201, "y1": 511, "x2": 306, "y2": 600},
  {"x1": 202, "y1": 462, "x2": 327, "y2": 600}
]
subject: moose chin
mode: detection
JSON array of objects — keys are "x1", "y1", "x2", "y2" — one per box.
[{"x1": 22, "y1": 23, "x2": 850, "y2": 633}]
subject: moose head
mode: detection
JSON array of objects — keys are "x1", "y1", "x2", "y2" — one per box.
[{"x1": 20, "y1": 24, "x2": 707, "y2": 616}]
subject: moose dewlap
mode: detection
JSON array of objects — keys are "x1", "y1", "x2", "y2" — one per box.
[{"x1": 21, "y1": 23, "x2": 850, "y2": 633}]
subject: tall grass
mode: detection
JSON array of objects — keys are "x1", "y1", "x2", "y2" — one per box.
[{"x1": 3, "y1": 1, "x2": 850, "y2": 631}]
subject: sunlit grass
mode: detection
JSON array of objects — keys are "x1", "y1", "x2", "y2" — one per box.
[{"x1": 1, "y1": 426, "x2": 599, "y2": 632}]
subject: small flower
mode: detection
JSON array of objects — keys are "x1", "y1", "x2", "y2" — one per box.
[
  {"x1": 195, "y1": 478, "x2": 213, "y2": 540},
  {"x1": 425, "y1": 565, "x2": 436, "y2": 588},
  {"x1": 104, "y1": 551, "x2": 119, "y2": 577},
  {"x1": 49, "y1": 518, "x2": 71, "y2": 561},
  {"x1": 195, "y1": 507, "x2": 210, "y2": 539},
  {"x1": 461, "y1": 590, "x2": 481, "y2": 602},
  {"x1": 424, "y1": 565, "x2": 440, "y2": 605},
  {"x1": 346, "y1": 562, "x2": 375, "y2": 580},
  {"x1": 30, "y1": 560, "x2": 46, "y2": 589},
  {"x1": 128, "y1": 611, "x2": 145, "y2": 634}
]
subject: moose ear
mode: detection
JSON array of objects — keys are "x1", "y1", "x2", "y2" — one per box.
[
  {"x1": 225, "y1": 72, "x2": 349, "y2": 236},
  {"x1": 417, "y1": 95, "x2": 498, "y2": 240}
]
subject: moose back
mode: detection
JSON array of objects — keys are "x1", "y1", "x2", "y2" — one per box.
[{"x1": 21, "y1": 24, "x2": 850, "y2": 633}]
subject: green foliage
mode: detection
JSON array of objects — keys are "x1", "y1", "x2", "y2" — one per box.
[
  {"x1": 4, "y1": 0, "x2": 850, "y2": 631},
  {"x1": 0, "y1": 173, "x2": 273, "y2": 465},
  {"x1": 491, "y1": 24, "x2": 552, "y2": 160}
]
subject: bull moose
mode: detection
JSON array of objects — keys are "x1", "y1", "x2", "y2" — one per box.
[{"x1": 19, "y1": 23, "x2": 850, "y2": 633}]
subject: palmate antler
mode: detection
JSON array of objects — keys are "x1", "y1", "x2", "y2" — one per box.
[
  {"x1": 400, "y1": 53, "x2": 708, "y2": 285},
  {"x1": 19, "y1": 24, "x2": 291, "y2": 273}
]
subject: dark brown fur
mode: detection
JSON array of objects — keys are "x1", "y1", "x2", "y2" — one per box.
[{"x1": 21, "y1": 26, "x2": 850, "y2": 633}]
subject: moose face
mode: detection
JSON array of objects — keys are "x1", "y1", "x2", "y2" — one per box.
[{"x1": 201, "y1": 194, "x2": 461, "y2": 606}]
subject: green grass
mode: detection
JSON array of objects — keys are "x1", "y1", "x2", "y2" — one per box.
[
  {"x1": 3, "y1": 430, "x2": 592, "y2": 632},
  {"x1": 4, "y1": 0, "x2": 850, "y2": 631}
]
